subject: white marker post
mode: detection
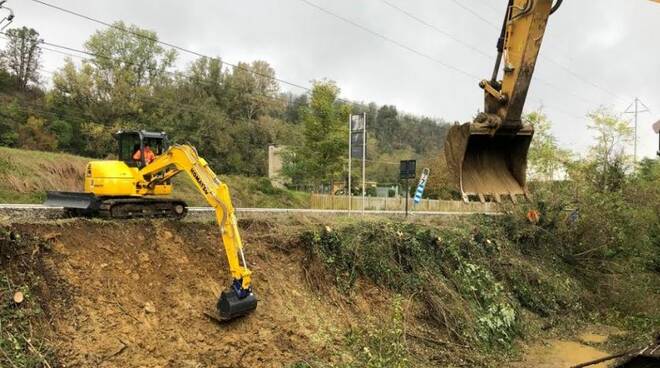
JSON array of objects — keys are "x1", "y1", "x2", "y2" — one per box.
[
  {"x1": 348, "y1": 114, "x2": 352, "y2": 215},
  {"x1": 362, "y1": 112, "x2": 366, "y2": 215}
]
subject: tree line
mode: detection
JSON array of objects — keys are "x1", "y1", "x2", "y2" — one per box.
[
  {"x1": 1, "y1": 23, "x2": 653, "y2": 201},
  {"x1": 0, "y1": 24, "x2": 448, "y2": 184}
]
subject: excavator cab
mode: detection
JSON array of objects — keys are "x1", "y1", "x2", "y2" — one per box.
[
  {"x1": 445, "y1": 0, "x2": 561, "y2": 202},
  {"x1": 115, "y1": 130, "x2": 169, "y2": 168}
]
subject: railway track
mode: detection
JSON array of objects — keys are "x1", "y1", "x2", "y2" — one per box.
[{"x1": 0, "y1": 204, "x2": 498, "y2": 216}]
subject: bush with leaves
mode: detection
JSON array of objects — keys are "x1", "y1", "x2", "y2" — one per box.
[{"x1": 300, "y1": 221, "x2": 521, "y2": 349}]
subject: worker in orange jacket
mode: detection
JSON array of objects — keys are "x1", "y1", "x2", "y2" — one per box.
[{"x1": 133, "y1": 145, "x2": 156, "y2": 164}]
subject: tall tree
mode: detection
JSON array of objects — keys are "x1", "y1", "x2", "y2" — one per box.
[
  {"x1": 225, "y1": 61, "x2": 283, "y2": 121},
  {"x1": 84, "y1": 21, "x2": 176, "y2": 90},
  {"x1": 52, "y1": 21, "x2": 176, "y2": 124},
  {"x1": 375, "y1": 105, "x2": 399, "y2": 152},
  {"x1": 585, "y1": 108, "x2": 633, "y2": 192},
  {"x1": 2, "y1": 27, "x2": 42, "y2": 89},
  {"x1": 49, "y1": 22, "x2": 178, "y2": 156},
  {"x1": 282, "y1": 80, "x2": 349, "y2": 186},
  {"x1": 525, "y1": 110, "x2": 571, "y2": 181}
]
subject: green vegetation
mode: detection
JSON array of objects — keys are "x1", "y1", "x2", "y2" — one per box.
[
  {"x1": 171, "y1": 174, "x2": 310, "y2": 208},
  {"x1": 281, "y1": 81, "x2": 350, "y2": 186},
  {"x1": 0, "y1": 146, "x2": 88, "y2": 203},
  {"x1": 341, "y1": 298, "x2": 410, "y2": 368},
  {"x1": 302, "y1": 221, "x2": 522, "y2": 351},
  {"x1": 0, "y1": 229, "x2": 56, "y2": 368},
  {"x1": 0, "y1": 24, "x2": 447, "y2": 188},
  {"x1": 298, "y1": 157, "x2": 659, "y2": 366}
]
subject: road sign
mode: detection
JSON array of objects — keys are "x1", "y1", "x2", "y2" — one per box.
[
  {"x1": 399, "y1": 160, "x2": 416, "y2": 180},
  {"x1": 413, "y1": 168, "x2": 430, "y2": 204},
  {"x1": 348, "y1": 113, "x2": 368, "y2": 214},
  {"x1": 351, "y1": 114, "x2": 365, "y2": 131},
  {"x1": 351, "y1": 131, "x2": 365, "y2": 157}
]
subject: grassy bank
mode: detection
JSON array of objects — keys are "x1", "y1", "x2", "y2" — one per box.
[
  {"x1": 0, "y1": 147, "x2": 309, "y2": 208},
  {"x1": 0, "y1": 210, "x2": 657, "y2": 367},
  {"x1": 294, "y1": 208, "x2": 659, "y2": 366}
]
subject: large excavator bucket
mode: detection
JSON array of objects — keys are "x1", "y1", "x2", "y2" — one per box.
[{"x1": 444, "y1": 123, "x2": 533, "y2": 202}]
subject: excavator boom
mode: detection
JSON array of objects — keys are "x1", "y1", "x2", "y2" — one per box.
[
  {"x1": 445, "y1": 0, "x2": 560, "y2": 202},
  {"x1": 45, "y1": 130, "x2": 257, "y2": 320},
  {"x1": 139, "y1": 144, "x2": 257, "y2": 320}
]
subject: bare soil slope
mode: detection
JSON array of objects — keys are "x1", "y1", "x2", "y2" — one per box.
[{"x1": 5, "y1": 219, "x2": 385, "y2": 367}]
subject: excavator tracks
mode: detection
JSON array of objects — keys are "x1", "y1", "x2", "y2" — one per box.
[
  {"x1": 58, "y1": 196, "x2": 188, "y2": 220},
  {"x1": 98, "y1": 198, "x2": 188, "y2": 219}
]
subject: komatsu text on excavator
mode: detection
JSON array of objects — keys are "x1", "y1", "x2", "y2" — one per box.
[
  {"x1": 445, "y1": 0, "x2": 563, "y2": 203},
  {"x1": 45, "y1": 130, "x2": 257, "y2": 320}
]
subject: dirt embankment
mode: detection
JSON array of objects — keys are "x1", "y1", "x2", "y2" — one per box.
[
  {"x1": 1, "y1": 219, "x2": 388, "y2": 367},
  {"x1": 2, "y1": 214, "x2": 657, "y2": 367}
]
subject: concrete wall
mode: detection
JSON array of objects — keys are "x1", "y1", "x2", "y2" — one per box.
[{"x1": 268, "y1": 145, "x2": 286, "y2": 187}]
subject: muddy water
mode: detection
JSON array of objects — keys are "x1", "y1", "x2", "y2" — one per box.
[{"x1": 512, "y1": 332, "x2": 613, "y2": 368}]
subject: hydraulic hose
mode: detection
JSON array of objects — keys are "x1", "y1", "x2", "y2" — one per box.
[
  {"x1": 550, "y1": 0, "x2": 563, "y2": 15},
  {"x1": 491, "y1": 0, "x2": 514, "y2": 83}
]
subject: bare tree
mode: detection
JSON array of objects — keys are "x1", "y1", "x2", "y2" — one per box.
[{"x1": 2, "y1": 27, "x2": 42, "y2": 89}]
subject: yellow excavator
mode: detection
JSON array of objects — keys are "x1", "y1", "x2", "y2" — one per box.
[
  {"x1": 445, "y1": 0, "x2": 563, "y2": 202},
  {"x1": 45, "y1": 130, "x2": 257, "y2": 320}
]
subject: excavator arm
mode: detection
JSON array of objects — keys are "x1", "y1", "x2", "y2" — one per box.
[
  {"x1": 138, "y1": 144, "x2": 257, "y2": 320},
  {"x1": 445, "y1": 0, "x2": 561, "y2": 202}
]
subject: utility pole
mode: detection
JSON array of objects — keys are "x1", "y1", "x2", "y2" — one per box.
[
  {"x1": 347, "y1": 114, "x2": 352, "y2": 215},
  {"x1": 624, "y1": 97, "x2": 650, "y2": 163},
  {"x1": 0, "y1": 1, "x2": 15, "y2": 31},
  {"x1": 361, "y1": 112, "x2": 366, "y2": 215},
  {"x1": 654, "y1": 120, "x2": 660, "y2": 157}
]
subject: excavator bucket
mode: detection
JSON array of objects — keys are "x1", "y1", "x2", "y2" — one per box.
[
  {"x1": 217, "y1": 288, "x2": 258, "y2": 320},
  {"x1": 444, "y1": 123, "x2": 533, "y2": 202}
]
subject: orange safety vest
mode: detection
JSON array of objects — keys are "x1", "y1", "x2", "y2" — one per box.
[{"x1": 133, "y1": 146, "x2": 156, "y2": 164}]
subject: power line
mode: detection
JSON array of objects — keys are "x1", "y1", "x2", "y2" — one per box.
[
  {"x1": 379, "y1": 0, "x2": 492, "y2": 59},
  {"x1": 377, "y1": 1, "x2": 605, "y2": 107},
  {"x1": 446, "y1": 0, "x2": 633, "y2": 104},
  {"x1": 15, "y1": 36, "x2": 293, "y2": 114},
  {"x1": 448, "y1": 0, "x2": 499, "y2": 29},
  {"x1": 22, "y1": 0, "x2": 613, "y2": 129},
  {"x1": 297, "y1": 0, "x2": 612, "y2": 123},
  {"x1": 29, "y1": 0, "x2": 611, "y2": 119},
  {"x1": 475, "y1": 0, "x2": 503, "y2": 15},
  {"x1": 298, "y1": 0, "x2": 481, "y2": 80},
  {"x1": 29, "y1": 0, "x2": 313, "y2": 93},
  {"x1": 0, "y1": 36, "x2": 290, "y2": 123},
  {"x1": 27, "y1": 0, "x2": 366, "y2": 107}
]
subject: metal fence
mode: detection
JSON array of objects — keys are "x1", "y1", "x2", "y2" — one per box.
[{"x1": 310, "y1": 194, "x2": 499, "y2": 213}]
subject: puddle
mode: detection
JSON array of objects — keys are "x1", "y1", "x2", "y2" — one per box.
[
  {"x1": 512, "y1": 333, "x2": 613, "y2": 367},
  {"x1": 579, "y1": 333, "x2": 609, "y2": 344}
]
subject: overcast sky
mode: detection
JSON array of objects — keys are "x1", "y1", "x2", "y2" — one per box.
[{"x1": 6, "y1": 0, "x2": 660, "y2": 159}]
